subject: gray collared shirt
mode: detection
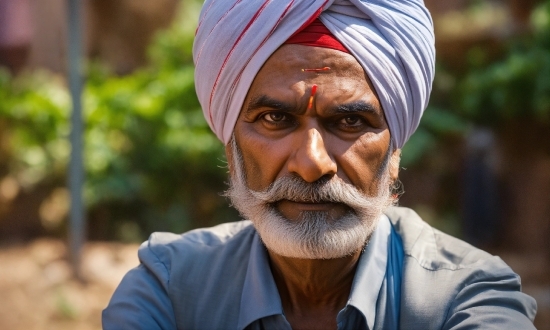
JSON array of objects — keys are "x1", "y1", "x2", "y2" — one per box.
[
  {"x1": 238, "y1": 215, "x2": 401, "y2": 329},
  {"x1": 103, "y1": 215, "x2": 403, "y2": 329},
  {"x1": 103, "y1": 207, "x2": 537, "y2": 329}
]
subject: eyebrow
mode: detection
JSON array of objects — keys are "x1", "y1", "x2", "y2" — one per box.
[
  {"x1": 244, "y1": 95, "x2": 296, "y2": 116},
  {"x1": 245, "y1": 95, "x2": 381, "y2": 116},
  {"x1": 329, "y1": 100, "x2": 379, "y2": 115}
]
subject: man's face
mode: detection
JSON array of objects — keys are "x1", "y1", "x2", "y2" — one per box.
[{"x1": 226, "y1": 44, "x2": 400, "y2": 259}]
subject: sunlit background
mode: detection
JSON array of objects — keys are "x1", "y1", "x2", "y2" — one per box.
[{"x1": 0, "y1": 0, "x2": 549, "y2": 328}]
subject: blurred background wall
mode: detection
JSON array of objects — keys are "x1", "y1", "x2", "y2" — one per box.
[{"x1": 0, "y1": 0, "x2": 549, "y2": 328}]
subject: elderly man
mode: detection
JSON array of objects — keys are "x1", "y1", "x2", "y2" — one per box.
[{"x1": 103, "y1": 0, "x2": 537, "y2": 329}]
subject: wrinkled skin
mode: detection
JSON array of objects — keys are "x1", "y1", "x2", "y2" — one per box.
[
  {"x1": 231, "y1": 44, "x2": 399, "y2": 222},
  {"x1": 226, "y1": 44, "x2": 400, "y2": 330}
]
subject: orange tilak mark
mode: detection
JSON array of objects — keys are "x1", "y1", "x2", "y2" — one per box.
[
  {"x1": 301, "y1": 67, "x2": 330, "y2": 72},
  {"x1": 307, "y1": 84, "x2": 318, "y2": 111}
]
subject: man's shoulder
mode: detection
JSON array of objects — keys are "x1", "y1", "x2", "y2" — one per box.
[
  {"x1": 104, "y1": 221, "x2": 258, "y2": 329},
  {"x1": 385, "y1": 206, "x2": 537, "y2": 328},
  {"x1": 137, "y1": 220, "x2": 257, "y2": 283},
  {"x1": 385, "y1": 206, "x2": 493, "y2": 270},
  {"x1": 146, "y1": 220, "x2": 255, "y2": 251}
]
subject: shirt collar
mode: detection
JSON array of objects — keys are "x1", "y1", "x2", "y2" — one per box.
[
  {"x1": 347, "y1": 214, "x2": 392, "y2": 330},
  {"x1": 237, "y1": 215, "x2": 391, "y2": 330},
  {"x1": 238, "y1": 233, "x2": 283, "y2": 329}
]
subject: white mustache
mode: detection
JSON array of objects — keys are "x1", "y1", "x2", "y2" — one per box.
[{"x1": 250, "y1": 175, "x2": 383, "y2": 212}]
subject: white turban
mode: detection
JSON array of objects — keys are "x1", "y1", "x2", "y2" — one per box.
[{"x1": 193, "y1": 0, "x2": 435, "y2": 149}]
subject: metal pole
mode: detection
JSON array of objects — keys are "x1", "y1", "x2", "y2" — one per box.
[{"x1": 67, "y1": 0, "x2": 85, "y2": 279}]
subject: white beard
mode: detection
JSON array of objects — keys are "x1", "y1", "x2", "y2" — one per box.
[{"x1": 225, "y1": 137, "x2": 394, "y2": 259}]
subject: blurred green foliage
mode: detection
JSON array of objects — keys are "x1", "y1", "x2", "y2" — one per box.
[
  {"x1": 0, "y1": 1, "x2": 238, "y2": 241},
  {"x1": 0, "y1": 70, "x2": 70, "y2": 187},
  {"x1": 401, "y1": 106, "x2": 468, "y2": 167},
  {"x1": 1, "y1": 1, "x2": 549, "y2": 241},
  {"x1": 402, "y1": 1, "x2": 550, "y2": 166},
  {"x1": 459, "y1": 1, "x2": 550, "y2": 124},
  {"x1": 84, "y1": 1, "x2": 241, "y2": 240}
]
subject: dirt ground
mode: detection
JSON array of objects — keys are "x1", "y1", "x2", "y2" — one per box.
[
  {"x1": 0, "y1": 239, "x2": 548, "y2": 329},
  {"x1": 0, "y1": 239, "x2": 139, "y2": 330}
]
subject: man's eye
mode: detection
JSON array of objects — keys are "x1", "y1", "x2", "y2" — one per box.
[
  {"x1": 263, "y1": 112, "x2": 287, "y2": 123},
  {"x1": 341, "y1": 116, "x2": 363, "y2": 126}
]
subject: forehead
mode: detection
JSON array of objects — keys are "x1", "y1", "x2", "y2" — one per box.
[
  {"x1": 267, "y1": 44, "x2": 363, "y2": 73},
  {"x1": 241, "y1": 44, "x2": 383, "y2": 119},
  {"x1": 249, "y1": 44, "x2": 370, "y2": 93}
]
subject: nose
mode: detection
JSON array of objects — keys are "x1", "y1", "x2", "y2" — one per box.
[{"x1": 287, "y1": 128, "x2": 337, "y2": 182}]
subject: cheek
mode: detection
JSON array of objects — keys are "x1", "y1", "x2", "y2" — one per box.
[
  {"x1": 335, "y1": 132, "x2": 390, "y2": 194},
  {"x1": 235, "y1": 126, "x2": 290, "y2": 191}
]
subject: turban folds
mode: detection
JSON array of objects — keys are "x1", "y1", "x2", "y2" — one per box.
[
  {"x1": 193, "y1": 0, "x2": 435, "y2": 149},
  {"x1": 285, "y1": 18, "x2": 350, "y2": 54}
]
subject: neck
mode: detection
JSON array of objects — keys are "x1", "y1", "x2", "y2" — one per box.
[{"x1": 268, "y1": 250, "x2": 361, "y2": 329}]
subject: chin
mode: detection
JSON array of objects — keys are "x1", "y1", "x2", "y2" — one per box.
[{"x1": 250, "y1": 206, "x2": 381, "y2": 259}]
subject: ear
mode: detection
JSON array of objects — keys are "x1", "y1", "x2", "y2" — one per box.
[
  {"x1": 389, "y1": 148, "x2": 401, "y2": 182},
  {"x1": 225, "y1": 142, "x2": 235, "y2": 176}
]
